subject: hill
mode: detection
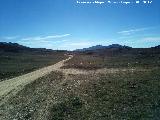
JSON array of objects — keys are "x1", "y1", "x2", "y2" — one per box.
[
  {"x1": 0, "y1": 42, "x2": 58, "y2": 53},
  {"x1": 0, "y1": 42, "x2": 68, "y2": 80},
  {"x1": 0, "y1": 42, "x2": 30, "y2": 52},
  {"x1": 154, "y1": 45, "x2": 160, "y2": 48},
  {"x1": 75, "y1": 44, "x2": 132, "y2": 51}
]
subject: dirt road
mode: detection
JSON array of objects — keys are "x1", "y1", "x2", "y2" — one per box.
[{"x1": 0, "y1": 55, "x2": 73, "y2": 105}]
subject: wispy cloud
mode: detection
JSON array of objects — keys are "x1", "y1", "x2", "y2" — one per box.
[
  {"x1": 58, "y1": 41, "x2": 94, "y2": 50},
  {"x1": 118, "y1": 27, "x2": 154, "y2": 36},
  {"x1": 57, "y1": 39, "x2": 114, "y2": 50},
  {"x1": 69, "y1": 42, "x2": 91, "y2": 46},
  {"x1": 142, "y1": 37, "x2": 160, "y2": 41},
  {"x1": 16, "y1": 34, "x2": 71, "y2": 49},
  {"x1": 3, "y1": 36, "x2": 19, "y2": 40},
  {"x1": 21, "y1": 34, "x2": 70, "y2": 41}
]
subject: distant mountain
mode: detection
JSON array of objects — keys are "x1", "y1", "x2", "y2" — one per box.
[
  {"x1": 75, "y1": 44, "x2": 132, "y2": 51},
  {"x1": 154, "y1": 45, "x2": 160, "y2": 48},
  {"x1": 0, "y1": 42, "x2": 54, "y2": 53},
  {"x1": 0, "y1": 42, "x2": 30, "y2": 52}
]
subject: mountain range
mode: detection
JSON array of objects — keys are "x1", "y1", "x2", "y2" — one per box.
[
  {"x1": 0, "y1": 42, "x2": 160, "y2": 52},
  {"x1": 0, "y1": 42, "x2": 54, "y2": 53},
  {"x1": 75, "y1": 44, "x2": 132, "y2": 51}
]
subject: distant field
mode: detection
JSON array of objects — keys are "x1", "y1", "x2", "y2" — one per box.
[
  {"x1": 1, "y1": 69, "x2": 160, "y2": 119},
  {"x1": 63, "y1": 48, "x2": 160, "y2": 69},
  {"x1": 0, "y1": 51, "x2": 67, "y2": 80}
]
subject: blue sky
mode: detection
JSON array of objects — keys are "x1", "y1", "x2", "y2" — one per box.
[{"x1": 0, "y1": 0, "x2": 160, "y2": 50}]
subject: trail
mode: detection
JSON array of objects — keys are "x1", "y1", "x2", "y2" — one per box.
[{"x1": 0, "y1": 55, "x2": 73, "y2": 104}]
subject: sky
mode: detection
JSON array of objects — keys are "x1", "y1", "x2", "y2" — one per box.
[{"x1": 0, "y1": 0, "x2": 160, "y2": 50}]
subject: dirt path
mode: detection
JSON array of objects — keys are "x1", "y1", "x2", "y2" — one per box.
[{"x1": 0, "y1": 55, "x2": 73, "y2": 104}]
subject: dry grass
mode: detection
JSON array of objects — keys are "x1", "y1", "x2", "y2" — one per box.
[
  {"x1": 1, "y1": 68, "x2": 160, "y2": 120},
  {"x1": 0, "y1": 51, "x2": 67, "y2": 80},
  {"x1": 1, "y1": 49, "x2": 160, "y2": 120},
  {"x1": 63, "y1": 50, "x2": 160, "y2": 70}
]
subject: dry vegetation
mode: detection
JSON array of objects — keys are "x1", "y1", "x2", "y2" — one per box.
[
  {"x1": 1, "y1": 48, "x2": 160, "y2": 120},
  {"x1": 1, "y1": 69, "x2": 160, "y2": 120},
  {"x1": 63, "y1": 48, "x2": 160, "y2": 70},
  {"x1": 0, "y1": 51, "x2": 67, "y2": 80}
]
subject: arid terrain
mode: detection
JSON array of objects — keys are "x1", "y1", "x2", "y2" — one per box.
[{"x1": 0, "y1": 44, "x2": 160, "y2": 120}]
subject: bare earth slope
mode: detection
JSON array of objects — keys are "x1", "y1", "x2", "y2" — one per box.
[{"x1": 0, "y1": 55, "x2": 73, "y2": 105}]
